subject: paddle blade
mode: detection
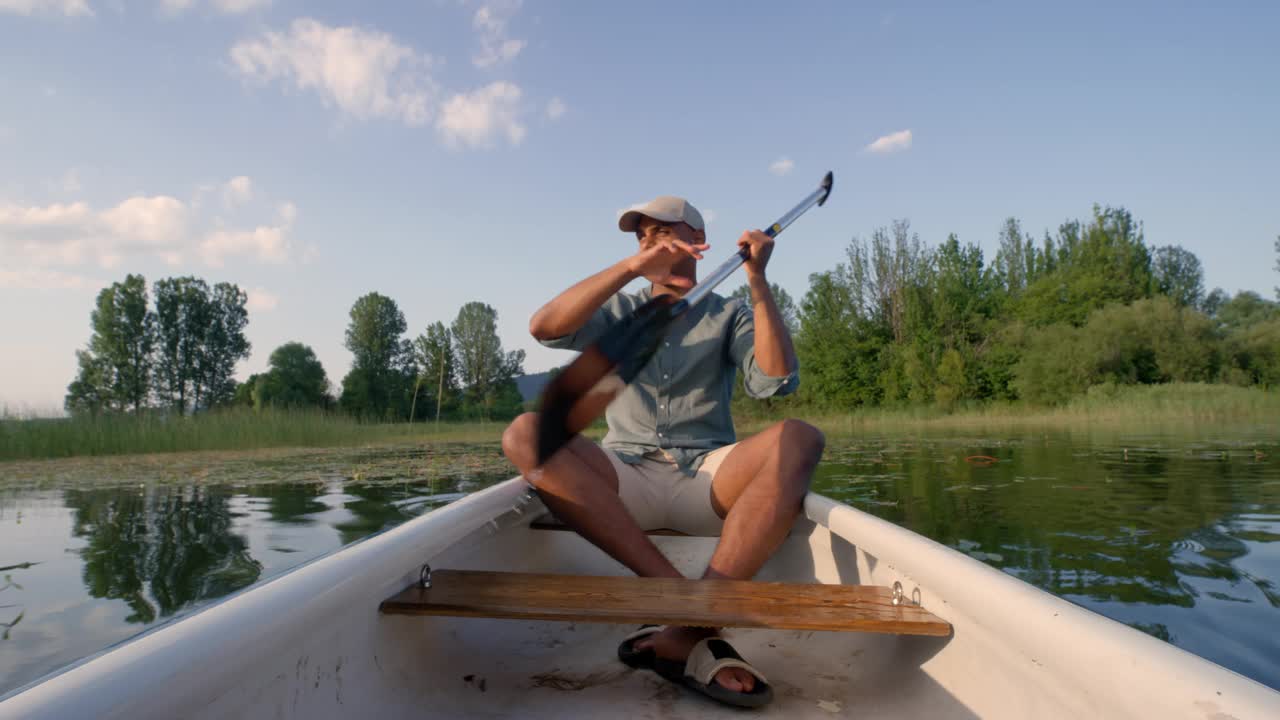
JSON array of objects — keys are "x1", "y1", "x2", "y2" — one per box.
[{"x1": 535, "y1": 294, "x2": 681, "y2": 465}]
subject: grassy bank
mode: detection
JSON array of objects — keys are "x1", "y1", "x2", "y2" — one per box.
[
  {"x1": 3, "y1": 383, "x2": 1275, "y2": 462},
  {"x1": 0, "y1": 409, "x2": 507, "y2": 462},
  {"x1": 744, "y1": 383, "x2": 1280, "y2": 436}
]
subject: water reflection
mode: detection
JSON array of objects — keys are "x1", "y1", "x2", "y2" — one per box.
[
  {"x1": 0, "y1": 470, "x2": 502, "y2": 697},
  {"x1": 65, "y1": 486, "x2": 262, "y2": 624},
  {"x1": 812, "y1": 433, "x2": 1280, "y2": 688}
]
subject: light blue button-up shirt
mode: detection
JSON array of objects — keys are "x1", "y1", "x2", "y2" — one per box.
[{"x1": 539, "y1": 286, "x2": 799, "y2": 475}]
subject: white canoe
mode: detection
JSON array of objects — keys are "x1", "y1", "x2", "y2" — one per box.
[{"x1": 2, "y1": 477, "x2": 1278, "y2": 719}]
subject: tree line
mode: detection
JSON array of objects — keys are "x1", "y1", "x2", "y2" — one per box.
[
  {"x1": 66, "y1": 208, "x2": 1278, "y2": 420},
  {"x1": 65, "y1": 280, "x2": 526, "y2": 423},
  {"x1": 763, "y1": 208, "x2": 1279, "y2": 414}
]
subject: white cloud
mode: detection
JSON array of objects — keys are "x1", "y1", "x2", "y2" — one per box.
[
  {"x1": 245, "y1": 287, "x2": 280, "y2": 312},
  {"x1": 223, "y1": 175, "x2": 253, "y2": 207},
  {"x1": 199, "y1": 201, "x2": 295, "y2": 267},
  {"x1": 0, "y1": 201, "x2": 94, "y2": 230},
  {"x1": 0, "y1": 197, "x2": 181, "y2": 267},
  {"x1": 0, "y1": 268, "x2": 96, "y2": 290},
  {"x1": 437, "y1": 81, "x2": 526, "y2": 148},
  {"x1": 546, "y1": 96, "x2": 566, "y2": 120},
  {"x1": 161, "y1": 0, "x2": 268, "y2": 15},
  {"x1": 199, "y1": 225, "x2": 290, "y2": 267},
  {"x1": 99, "y1": 195, "x2": 188, "y2": 247},
  {"x1": 769, "y1": 157, "x2": 794, "y2": 176},
  {"x1": 230, "y1": 18, "x2": 436, "y2": 126},
  {"x1": 0, "y1": 179, "x2": 298, "y2": 278},
  {"x1": 212, "y1": 0, "x2": 267, "y2": 13},
  {"x1": 472, "y1": 1, "x2": 524, "y2": 68},
  {"x1": 865, "y1": 129, "x2": 913, "y2": 154},
  {"x1": 0, "y1": 0, "x2": 92, "y2": 17}
]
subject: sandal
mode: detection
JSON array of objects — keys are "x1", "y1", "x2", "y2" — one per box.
[
  {"x1": 652, "y1": 636, "x2": 773, "y2": 708},
  {"x1": 616, "y1": 624, "x2": 666, "y2": 669}
]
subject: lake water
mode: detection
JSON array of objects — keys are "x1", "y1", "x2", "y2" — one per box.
[{"x1": 1, "y1": 427, "x2": 1278, "y2": 697}]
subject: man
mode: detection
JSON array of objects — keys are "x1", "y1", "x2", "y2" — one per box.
[{"x1": 500, "y1": 194, "x2": 825, "y2": 708}]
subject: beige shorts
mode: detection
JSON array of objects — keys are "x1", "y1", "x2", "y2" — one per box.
[{"x1": 603, "y1": 443, "x2": 739, "y2": 537}]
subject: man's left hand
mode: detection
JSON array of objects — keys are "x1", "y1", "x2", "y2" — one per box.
[{"x1": 737, "y1": 230, "x2": 774, "y2": 279}]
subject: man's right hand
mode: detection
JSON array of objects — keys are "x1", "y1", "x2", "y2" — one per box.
[{"x1": 625, "y1": 238, "x2": 709, "y2": 289}]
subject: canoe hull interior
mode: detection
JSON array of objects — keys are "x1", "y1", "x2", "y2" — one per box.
[{"x1": 1, "y1": 478, "x2": 1276, "y2": 719}]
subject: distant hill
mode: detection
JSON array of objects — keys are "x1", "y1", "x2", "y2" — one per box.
[{"x1": 515, "y1": 370, "x2": 555, "y2": 402}]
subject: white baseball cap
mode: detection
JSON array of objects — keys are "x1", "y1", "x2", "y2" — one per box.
[{"x1": 617, "y1": 195, "x2": 705, "y2": 233}]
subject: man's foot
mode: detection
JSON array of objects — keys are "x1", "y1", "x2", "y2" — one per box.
[{"x1": 632, "y1": 626, "x2": 756, "y2": 692}]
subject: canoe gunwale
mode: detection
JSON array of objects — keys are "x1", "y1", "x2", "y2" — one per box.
[{"x1": 804, "y1": 494, "x2": 1280, "y2": 718}]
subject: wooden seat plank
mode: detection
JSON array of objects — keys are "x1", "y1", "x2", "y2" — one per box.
[{"x1": 380, "y1": 570, "x2": 951, "y2": 637}]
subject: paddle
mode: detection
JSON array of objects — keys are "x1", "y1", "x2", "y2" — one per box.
[{"x1": 535, "y1": 172, "x2": 834, "y2": 465}]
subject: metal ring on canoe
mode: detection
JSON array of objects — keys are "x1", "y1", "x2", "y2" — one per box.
[
  {"x1": 964, "y1": 455, "x2": 999, "y2": 467},
  {"x1": 892, "y1": 581, "x2": 904, "y2": 606},
  {"x1": 419, "y1": 563, "x2": 432, "y2": 589}
]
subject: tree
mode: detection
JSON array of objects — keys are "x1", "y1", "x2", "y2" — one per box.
[
  {"x1": 65, "y1": 275, "x2": 154, "y2": 413},
  {"x1": 65, "y1": 350, "x2": 112, "y2": 415},
  {"x1": 196, "y1": 282, "x2": 251, "y2": 409},
  {"x1": 233, "y1": 374, "x2": 260, "y2": 407},
  {"x1": 410, "y1": 322, "x2": 457, "y2": 424},
  {"x1": 994, "y1": 218, "x2": 1033, "y2": 296},
  {"x1": 1016, "y1": 205, "x2": 1152, "y2": 327},
  {"x1": 1214, "y1": 291, "x2": 1279, "y2": 331},
  {"x1": 729, "y1": 282, "x2": 799, "y2": 335},
  {"x1": 153, "y1": 277, "x2": 210, "y2": 414},
  {"x1": 1274, "y1": 235, "x2": 1279, "y2": 300},
  {"x1": 340, "y1": 293, "x2": 412, "y2": 420},
  {"x1": 1201, "y1": 287, "x2": 1228, "y2": 317},
  {"x1": 255, "y1": 342, "x2": 330, "y2": 409},
  {"x1": 451, "y1": 302, "x2": 523, "y2": 420},
  {"x1": 1013, "y1": 297, "x2": 1218, "y2": 404},
  {"x1": 1151, "y1": 245, "x2": 1204, "y2": 308},
  {"x1": 151, "y1": 278, "x2": 250, "y2": 413}
]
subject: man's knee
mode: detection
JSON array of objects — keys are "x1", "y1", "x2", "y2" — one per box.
[
  {"x1": 777, "y1": 418, "x2": 825, "y2": 460},
  {"x1": 501, "y1": 412, "x2": 539, "y2": 474}
]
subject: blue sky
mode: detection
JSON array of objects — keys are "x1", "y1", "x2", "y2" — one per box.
[{"x1": 1, "y1": 1, "x2": 1277, "y2": 412}]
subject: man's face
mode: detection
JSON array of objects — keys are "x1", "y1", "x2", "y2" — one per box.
[{"x1": 635, "y1": 216, "x2": 705, "y2": 252}]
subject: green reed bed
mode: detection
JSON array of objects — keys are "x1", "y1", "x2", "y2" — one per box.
[
  {"x1": 739, "y1": 383, "x2": 1280, "y2": 436},
  {"x1": 0, "y1": 408, "x2": 506, "y2": 462},
  {"x1": 4, "y1": 384, "x2": 1274, "y2": 462}
]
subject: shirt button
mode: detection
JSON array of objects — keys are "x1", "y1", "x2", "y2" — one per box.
[
  {"x1": 657, "y1": 432, "x2": 663, "y2": 437},
  {"x1": 663, "y1": 373, "x2": 669, "y2": 379},
  {"x1": 659, "y1": 404, "x2": 665, "y2": 410},
  {"x1": 664, "y1": 342, "x2": 670, "y2": 347}
]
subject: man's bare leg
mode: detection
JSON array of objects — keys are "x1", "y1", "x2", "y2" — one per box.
[
  {"x1": 501, "y1": 413, "x2": 681, "y2": 580},
  {"x1": 634, "y1": 418, "x2": 826, "y2": 692}
]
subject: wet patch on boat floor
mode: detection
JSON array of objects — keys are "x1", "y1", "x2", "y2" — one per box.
[{"x1": 529, "y1": 668, "x2": 631, "y2": 691}]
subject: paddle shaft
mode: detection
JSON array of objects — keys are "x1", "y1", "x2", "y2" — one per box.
[{"x1": 681, "y1": 171, "x2": 833, "y2": 310}]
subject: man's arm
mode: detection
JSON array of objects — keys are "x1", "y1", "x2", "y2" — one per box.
[
  {"x1": 745, "y1": 273, "x2": 798, "y2": 376},
  {"x1": 737, "y1": 230, "x2": 797, "y2": 376},
  {"x1": 529, "y1": 235, "x2": 709, "y2": 341},
  {"x1": 528, "y1": 259, "x2": 637, "y2": 341}
]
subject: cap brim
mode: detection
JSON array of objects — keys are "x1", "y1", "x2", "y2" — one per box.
[{"x1": 618, "y1": 209, "x2": 682, "y2": 233}]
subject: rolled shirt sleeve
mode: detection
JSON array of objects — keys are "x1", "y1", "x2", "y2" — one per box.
[
  {"x1": 536, "y1": 303, "x2": 616, "y2": 352},
  {"x1": 728, "y1": 299, "x2": 799, "y2": 399}
]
